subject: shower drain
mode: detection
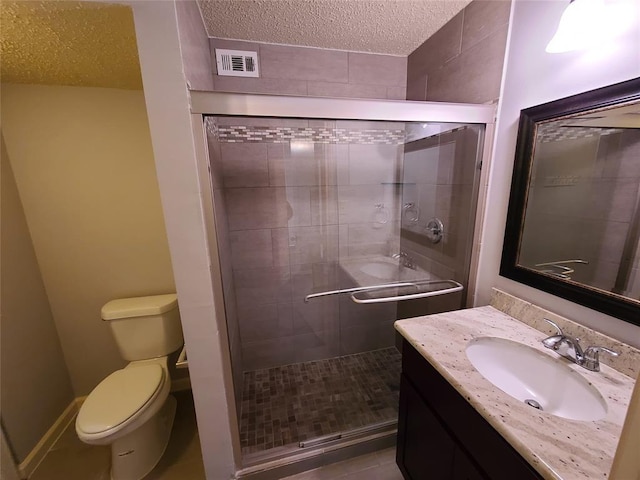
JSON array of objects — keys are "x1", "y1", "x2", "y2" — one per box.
[{"x1": 524, "y1": 399, "x2": 542, "y2": 410}]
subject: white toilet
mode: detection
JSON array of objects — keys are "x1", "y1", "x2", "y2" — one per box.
[{"x1": 76, "y1": 294, "x2": 183, "y2": 480}]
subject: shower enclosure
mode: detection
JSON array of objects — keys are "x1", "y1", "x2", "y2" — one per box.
[{"x1": 192, "y1": 92, "x2": 494, "y2": 467}]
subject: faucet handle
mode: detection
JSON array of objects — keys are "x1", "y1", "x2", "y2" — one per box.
[
  {"x1": 582, "y1": 345, "x2": 620, "y2": 372},
  {"x1": 543, "y1": 318, "x2": 564, "y2": 335},
  {"x1": 541, "y1": 318, "x2": 568, "y2": 350}
]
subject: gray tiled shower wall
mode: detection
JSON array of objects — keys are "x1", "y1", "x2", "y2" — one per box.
[
  {"x1": 406, "y1": 0, "x2": 511, "y2": 103},
  {"x1": 207, "y1": 123, "x2": 484, "y2": 404},
  {"x1": 206, "y1": 126, "x2": 245, "y2": 417},
  {"x1": 520, "y1": 129, "x2": 640, "y2": 295},
  {"x1": 209, "y1": 117, "x2": 404, "y2": 374},
  {"x1": 209, "y1": 39, "x2": 407, "y2": 99},
  {"x1": 398, "y1": 127, "x2": 482, "y2": 300}
]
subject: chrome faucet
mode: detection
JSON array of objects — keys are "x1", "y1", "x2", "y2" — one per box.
[
  {"x1": 392, "y1": 251, "x2": 416, "y2": 270},
  {"x1": 541, "y1": 319, "x2": 619, "y2": 372}
]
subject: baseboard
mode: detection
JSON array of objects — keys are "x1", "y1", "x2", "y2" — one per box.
[
  {"x1": 171, "y1": 376, "x2": 192, "y2": 392},
  {"x1": 18, "y1": 399, "x2": 78, "y2": 479}
]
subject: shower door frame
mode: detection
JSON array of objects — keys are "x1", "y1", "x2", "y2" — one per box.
[
  {"x1": 191, "y1": 91, "x2": 495, "y2": 124},
  {"x1": 189, "y1": 91, "x2": 496, "y2": 472}
]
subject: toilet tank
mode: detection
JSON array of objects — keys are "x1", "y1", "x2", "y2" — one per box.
[{"x1": 101, "y1": 294, "x2": 183, "y2": 361}]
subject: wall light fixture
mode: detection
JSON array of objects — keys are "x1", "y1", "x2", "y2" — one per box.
[
  {"x1": 546, "y1": 0, "x2": 610, "y2": 53},
  {"x1": 545, "y1": 0, "x2": 637, "y2": 53}
]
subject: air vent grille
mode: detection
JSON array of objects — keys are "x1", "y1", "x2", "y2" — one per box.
[{"x1": 215, "y1": 49, "x2": 259, "y2": 78}]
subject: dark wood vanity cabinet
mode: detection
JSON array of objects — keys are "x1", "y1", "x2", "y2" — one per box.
[{"x1": 396, "y1": 340, "x2": 543, "y2": 480}]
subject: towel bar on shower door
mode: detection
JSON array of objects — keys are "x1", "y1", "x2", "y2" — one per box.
[
  {"x1": 350, "y1": 279, "x2": 463, "y2": 304},
  {"x1": 303, "y1": 282, "x2": 421, "y2": 302},
  {"x1": 304, "y1": 279, "x2": 463, "y2": 305}
]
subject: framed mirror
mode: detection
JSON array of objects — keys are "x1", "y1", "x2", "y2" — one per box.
[{"x1": 501, "y1": 78, "x2": 640, "y2": 325}]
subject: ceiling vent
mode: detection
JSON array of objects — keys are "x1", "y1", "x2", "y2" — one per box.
[{"x1": 215, "y1": 49, "x2": 259, "y2": 77}]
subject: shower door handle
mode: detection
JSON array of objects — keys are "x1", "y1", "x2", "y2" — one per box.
[{"x1": 349, "y1": 279, "x2": 463, "y2": 304}]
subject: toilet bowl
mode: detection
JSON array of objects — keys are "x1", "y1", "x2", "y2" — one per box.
[{"x1": 75, "y1": 294, "x2": 183, "y2": 480}]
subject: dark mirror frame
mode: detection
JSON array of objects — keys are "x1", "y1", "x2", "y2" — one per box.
[{"x1": 501, "y1": 77, "x2": 640, "y2": 326}]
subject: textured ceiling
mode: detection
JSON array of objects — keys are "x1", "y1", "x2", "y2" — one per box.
[
  {"x1": 197, "y1": 0, "x2": 472, "y2": 56},
  {"x1": 0, "y1": 1, "x2": 142, "y2": 89},
  {"x1": 0, "y1": 1, "x2": 470, "y2": 89}
]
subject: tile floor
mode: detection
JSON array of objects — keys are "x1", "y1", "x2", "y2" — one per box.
[
  {"x1": 31, "y1": 385, "x2": 404, "y2": 480},
  {"x1": 282, "y1": 447, "x2": 404, "y2": 480},
  {"x1": 240, "y1": 347, "x2": 402, "y2": 454},
  {"x1": 30, "y1": 390, "x2": 205, "y2": 480}
]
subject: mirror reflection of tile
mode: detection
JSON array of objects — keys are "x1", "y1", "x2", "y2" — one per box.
[{"x1": 520, "y1": 109, "x2": 640, "y2": 301}]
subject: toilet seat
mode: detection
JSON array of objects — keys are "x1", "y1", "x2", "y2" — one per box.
[{"x1": 77, "y1": 364, "x2": 164, "y2": 437}]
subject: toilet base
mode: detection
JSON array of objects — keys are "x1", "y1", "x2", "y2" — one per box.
[{"x1": 110, "y1": 395, "x2": 177, "y2": 480}]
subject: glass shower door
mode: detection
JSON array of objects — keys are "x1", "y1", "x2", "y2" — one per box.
[{"x1": 204, "y1": 112, "x2": 485, "y2": 459}]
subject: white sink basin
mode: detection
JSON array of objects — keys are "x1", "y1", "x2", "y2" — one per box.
[
  {"x1": 466, "y1": 337, "x2": 607, "y2": 421},
  {"x1": 359, "y1": 261, "x2": 399, "y2": 279}
]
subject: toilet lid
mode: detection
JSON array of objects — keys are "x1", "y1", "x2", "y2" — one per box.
[{"x1": 77, "y1": 365, "x2": 164, "y2": 434}]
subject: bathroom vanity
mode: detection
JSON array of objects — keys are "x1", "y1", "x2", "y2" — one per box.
[
  {"x1": 398, "y1": 339, "x2": 542, "y2": 479},
  {"x1": 394, "y1": 305, "x2": 637, "y2": 480}
]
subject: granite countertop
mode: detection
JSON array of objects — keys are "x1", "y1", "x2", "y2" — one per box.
[{"x1": 395, "y1": 306, "x2": 635, "y2": 480}]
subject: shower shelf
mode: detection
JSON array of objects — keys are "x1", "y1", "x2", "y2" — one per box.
[{"x1": 304, "y1": 279, "x2": 463, "y2": 305}]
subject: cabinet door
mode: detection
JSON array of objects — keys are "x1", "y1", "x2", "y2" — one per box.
[
  {"x1": 397, "y1": 375, "x2": 455, "y2": 480},
  {"x1": 402, "y1": 340, "x2": 543, "y2": 480},
  {"x1": 452, "y1": 447, "x2": 488, "y2": 480}
]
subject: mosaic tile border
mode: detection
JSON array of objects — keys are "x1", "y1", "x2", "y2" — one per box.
[
  {"x1": 216, "y1": 125, "x2": 406, "y2": 144},
  {"x1": 537, "y1": 121, "x2": 622, "y2": 144}
]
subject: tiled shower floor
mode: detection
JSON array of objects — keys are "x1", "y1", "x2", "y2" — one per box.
[{"x1": 239, "y1": 347, "x2": 402, "y2": 455}]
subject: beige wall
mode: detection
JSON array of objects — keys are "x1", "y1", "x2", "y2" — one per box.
[
  {"x1": 406, "y1": 0, "x2": 510, "y2": 103},
  {"x1": 1, "y1": 135, "x2": 74, "y2": 462},
  {"x1": 1, "y1": 83, "x2": 175, "y2": 396}
]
